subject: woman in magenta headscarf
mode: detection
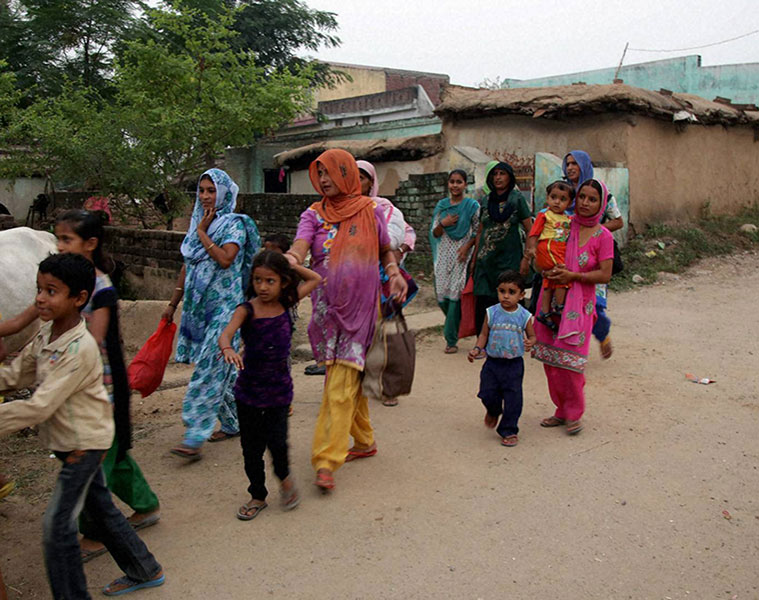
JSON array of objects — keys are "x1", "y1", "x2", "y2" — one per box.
[{"x1": 532, "y1": 179, "x2": 614, "y2": 435}]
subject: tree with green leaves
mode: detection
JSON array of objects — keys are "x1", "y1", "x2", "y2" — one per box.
[
  {"x1": 0, "y1": 2, "x2": 318, "y2": 227},
  {"x1": 179, "y1": 0, "x2": 341, "y2": 85},
  {"x1": 0, "y1": 0, "x2": 148, "y2": 102}
]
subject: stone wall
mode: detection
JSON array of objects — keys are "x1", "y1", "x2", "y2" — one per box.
[
  {"x1": 392, "y1": 172, "x2": 451, "y2": 256},
  {"x1": 104, "y1": 227, "x2": 185, "y2": 300},
  {"x1": 60, "y1": 183, "x2": 447, "y2": 299}
]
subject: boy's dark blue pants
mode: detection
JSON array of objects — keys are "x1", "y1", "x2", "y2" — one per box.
[
  {"x1": 478, "y1": 356, "x2": 524, "y2": 437},
  {"x1": 44, "y1": 450, "x2": 162, "y2": 599}
]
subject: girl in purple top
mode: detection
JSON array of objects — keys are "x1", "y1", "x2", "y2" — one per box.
[{"x1": 218, "y1": 250, "x2": 321, "y2": 521}]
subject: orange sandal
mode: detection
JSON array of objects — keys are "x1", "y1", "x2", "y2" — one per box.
[
  {"x1": 345, "y1": 444, "x2": 377, "y2": 462},
  {"x1": 314, "y1": 469, "x2": 335, "y2": 491},
  {"x1": 501, "y1": 435, "x2": 518, "y2": 447},
  {"x1": 540, "y1": 416, "x2": 565, "y2": 427}
]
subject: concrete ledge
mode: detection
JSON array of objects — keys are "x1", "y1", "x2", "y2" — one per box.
[{"x1": 149, "y1": 308, "x2": 445, "y2": 393}]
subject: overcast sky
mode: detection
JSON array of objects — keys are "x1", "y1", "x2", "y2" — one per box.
[{"x1": 302, "y1": 0, "x2": 759, "y2": 86}]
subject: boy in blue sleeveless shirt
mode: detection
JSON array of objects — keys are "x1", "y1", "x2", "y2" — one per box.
[{"x1": 468, "y1": 271, "x2": 536, "y2": 447}]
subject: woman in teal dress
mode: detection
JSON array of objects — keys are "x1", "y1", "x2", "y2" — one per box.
[
  {"x1": 162, "y1": 169, "x2": 260, "y2": 461},
  {"x1": 472, "y1": 161, "x2": 533, "y2": 345}
]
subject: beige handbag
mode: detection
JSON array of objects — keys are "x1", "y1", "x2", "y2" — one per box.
[{"x1": 362, "y1": 311, "x2": 416, "y2": 402}]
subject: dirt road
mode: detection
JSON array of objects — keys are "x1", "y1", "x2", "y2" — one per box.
[{"x1": 2, "y1": 252, "x2": 758, "y2": 599}]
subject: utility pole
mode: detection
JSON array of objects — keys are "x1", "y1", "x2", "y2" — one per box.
[{"x1": 614, "y1": 42, "x2": 629, "y2": 81}]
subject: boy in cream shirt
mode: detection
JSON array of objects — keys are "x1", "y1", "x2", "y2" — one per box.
[{"x1": 0, "y1": 253, "x2": 164, "y2": 598}]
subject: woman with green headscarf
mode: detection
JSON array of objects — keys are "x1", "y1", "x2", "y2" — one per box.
[
  {"x1": 471, "y1": 161, "x2": 532, "y2": 353},
  {"x1": 430, "y1": 169, "x2": 480, "y2": 353}
]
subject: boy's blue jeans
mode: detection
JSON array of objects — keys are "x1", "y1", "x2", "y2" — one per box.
[{"x1": 44, "y1": 449, "x2": 162, "y2": 599}]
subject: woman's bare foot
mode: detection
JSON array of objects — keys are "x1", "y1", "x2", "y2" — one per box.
[{"x1": 484, "y1": 413, "x2": 498, "y2": 428}]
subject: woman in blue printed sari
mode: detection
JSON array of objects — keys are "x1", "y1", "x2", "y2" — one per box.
[{"x1": 162, "y1": 169, "x2": 260, "y2": 461}]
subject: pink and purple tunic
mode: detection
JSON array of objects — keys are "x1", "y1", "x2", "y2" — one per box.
[{"x1": 295, "y1": 204, "x2": 390, "y2": 370}]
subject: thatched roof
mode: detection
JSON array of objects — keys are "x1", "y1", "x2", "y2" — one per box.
[
  {"x1": 273, "y1": 134, "x2": 444, "y2": 169},
  {"x1": 435, "y1": 83, "x2": 759, "y2": 126}
]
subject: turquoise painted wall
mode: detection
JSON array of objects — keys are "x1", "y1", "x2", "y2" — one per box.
[
  {"x1": 534, "y1": 152, "x2": 629, "y2": 246},
  {"x1": 503, "y1": 55, "x2": 759, "y2": 105}
]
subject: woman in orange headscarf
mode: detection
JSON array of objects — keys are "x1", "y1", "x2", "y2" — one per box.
[{"x1": 286, "y1": 149, "x2": 407, "y2": 491}]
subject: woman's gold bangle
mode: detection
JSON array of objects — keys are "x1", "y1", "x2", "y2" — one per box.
[{"x1": 206, "y1": 243, "x2": 216, "y2": 251}]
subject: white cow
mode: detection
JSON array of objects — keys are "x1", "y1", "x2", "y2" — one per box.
[{"x1": 0, "y1": 227, "x2": 57, "y2": 353}]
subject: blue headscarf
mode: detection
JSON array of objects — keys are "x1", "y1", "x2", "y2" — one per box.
[
  {"x1": 562, "y1": 151, "x2": 594, "y2": 192},
  {"x1": 179, "y1": 168, "x2": 260, "y2": 350}
]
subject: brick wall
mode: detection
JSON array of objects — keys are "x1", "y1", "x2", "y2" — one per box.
[
  {"x1": 102, "y1": 193, "x2": 320, "y2": 298},
  {"x1": 385, "y1": 73, "x2": 449, "y2": 105},
  {"x1": 237, "y1": 193, "x2": 319, "y2": 241},
  {"x1": 104, "y1": 227, "x2": 185, "y2": 299},
  {"x1": 392, "y1": 172, "x2": 476, "y2": 257},
  {"x1": 66, "y1": 184, "x2": 452, "y2": 298},
  {"x1": 319, "y1": 87, "x2": 419, "y2": 115}
]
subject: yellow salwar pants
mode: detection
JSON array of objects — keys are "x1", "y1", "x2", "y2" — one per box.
[{"x1": 311, "y1": 363, "x2": 374, "y2": 472}]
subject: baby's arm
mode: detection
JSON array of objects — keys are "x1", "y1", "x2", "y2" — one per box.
[
  {"x1": 468, "y1": 321, "x2": 490, "y2": 362},
  {"x1": 294, "y1": 263, "x2": 322, "y2": 300},
  {"x1": 524, "y1": 235, "x2": 538, "y2": 259},
  {"x1": 524, "y1": 318, "x2": 537, "y2": 351},
  {"x1": 218, "y1": 305, "x2": 248, "y2": 370},
  {"x1": 525, "y1": 213, "x2": 544, "y2": 260},
  {"x1": 0, "y1": 305, "x2": 39, "y2": 338}
]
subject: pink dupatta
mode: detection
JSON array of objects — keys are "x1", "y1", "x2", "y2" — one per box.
[{"x1": 556, "y1": 179, "x2": 609, "y2": 346}]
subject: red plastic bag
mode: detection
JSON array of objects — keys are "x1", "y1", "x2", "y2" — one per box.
[
  {"x1": 128, "y1": 318, "x2": 177, "y2": 398},
  {"x1": 458, "y1": 275, "x2": 476, "y2": 339}
]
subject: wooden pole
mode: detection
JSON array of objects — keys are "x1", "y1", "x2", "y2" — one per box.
[{"x1": 614, "y1": 42, "x2": 629, "y2": 81}]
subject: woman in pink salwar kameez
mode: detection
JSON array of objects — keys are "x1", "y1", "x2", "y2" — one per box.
[{"x1": 532, "y1": 179, "x2": 614, "y2": 435}]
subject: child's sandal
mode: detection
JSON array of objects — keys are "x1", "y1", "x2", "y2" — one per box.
[
  {"x1": 280, "y1": 480, "x2": 300, "y2": 511},
  {"x1": 236, "y1": 500, "x2": 267, "y2": 521},
  {"x1": 536, "y1": 311, "x2": 558, "y2": 332},
  {"x1": 501, "y1": 434, "x2": 518, "y2": 447}
]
